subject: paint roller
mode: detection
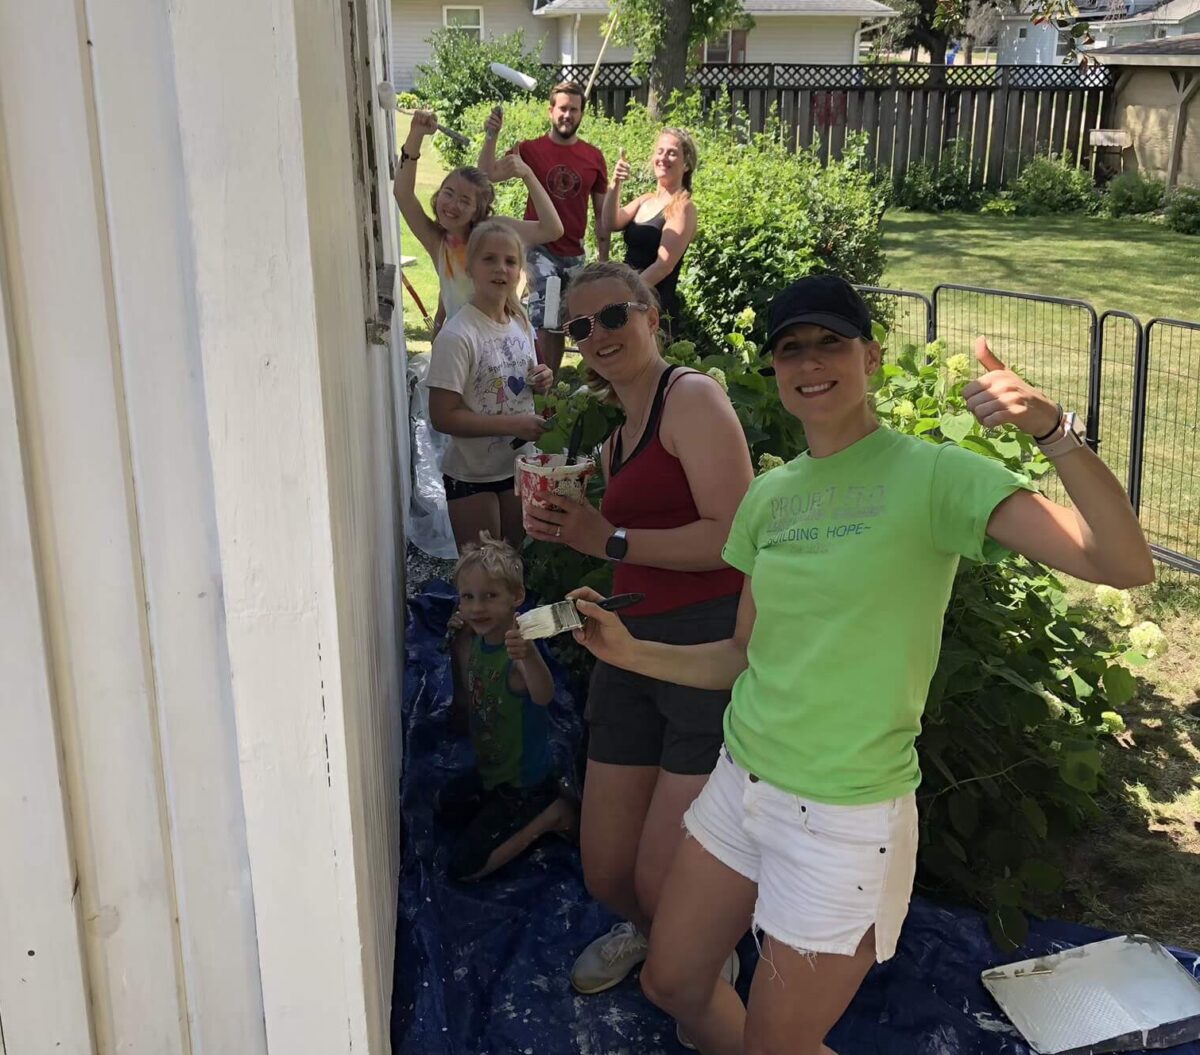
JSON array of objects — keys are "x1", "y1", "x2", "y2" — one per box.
[
  {"x1": 375, "y1": 82, "x2": 472, "y2": 146},
  {"x1": 489, "y1": 62, "x2": 539, "y2": 92}
]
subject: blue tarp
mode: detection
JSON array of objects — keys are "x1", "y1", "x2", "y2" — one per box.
[{"x1": 393, "y1": 582, "x2": 1200, "y2": 1055}]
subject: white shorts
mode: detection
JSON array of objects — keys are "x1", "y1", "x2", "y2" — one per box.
[{"x1": 683, "y1": 748, "x2": 919, "y2": 962}]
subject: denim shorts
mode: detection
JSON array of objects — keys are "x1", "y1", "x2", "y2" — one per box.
[
  {"x1": 684, "y1": 748, "x2": 919, "y2": 962},
  {"x1": 525, "y1": 245, "x2": 585, "y2": 332}
]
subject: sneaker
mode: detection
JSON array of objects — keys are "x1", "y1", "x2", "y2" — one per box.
[
  {"x1": 570, "y1": 922, "x2": 649, "y2": 994},
  {"x1": 676, "y1": 949, "x2": 740, "y2": 1051}
]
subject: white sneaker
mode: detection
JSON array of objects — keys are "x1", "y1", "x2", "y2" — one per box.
[
  {"x1": 570, "y1": 922, "x2": 649, "y2": 994},
  {"x1": 676, "y1": 949, "x2": 740, "y2": 1051}
]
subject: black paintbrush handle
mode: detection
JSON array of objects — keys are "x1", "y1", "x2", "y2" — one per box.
[
  {"x1": 595, "y1": 593, "x2": 644, "y2": 612},
  {"x1": 565, "y1": 414, "x2": 586, "y2": 465}
]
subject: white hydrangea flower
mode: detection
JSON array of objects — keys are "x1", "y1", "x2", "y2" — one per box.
[
  {"x1": 1128, "y1": 620, "x2": 1168, "y2": 659},
  {"x1": 946, "y1": 353, "x2": 971, "y2": 381},
  {"x1": 1094, "y1": 584, "x2": 1137, "y2": 627},
  {"x1": 893, "y1": 399, "x2": 916, "y2": 421},
  {"x1": 706, "y1": 367, "x2": 728, "y2": 391},
  {"x1": 735, "y1": 307, "x2": 756, "y2": 332},
  {"x1": 757, "y1": 452, "x2": 785, "y2": 475}
]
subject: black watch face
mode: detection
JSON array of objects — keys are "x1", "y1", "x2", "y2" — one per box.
[{"x1": 606, "y1": 534, "x2": 627, "y2": 560}]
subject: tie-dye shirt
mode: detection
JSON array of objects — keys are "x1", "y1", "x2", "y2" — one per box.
[
  {"x1": 426, "y1": 303, "x2": 537, "y2": 482},
  {"x1": 435, "y1": 236, "x2": 474, "y2": 322}
]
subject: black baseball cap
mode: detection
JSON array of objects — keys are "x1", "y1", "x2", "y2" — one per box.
[{"x1": 764, "y1": 274, "x2": 872, "y2": 353}]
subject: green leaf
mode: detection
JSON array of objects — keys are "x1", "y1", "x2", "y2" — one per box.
[
  {"x1": 1121, "y1": 649, "x2": 1149, "y2": 668},
  {"x1": 1020, "y1": 798, "x2": 1048, "y2": 839},
  {"x1": 1102, "y1": 665, "x2": 1137, "y2": 708},
  {"x1": 913, "y1": 417, "x2": 941, "y2": 435},
  {"x1": 948, "y1": 791, "x2": 979, "y2": 838},
  {"x1": 939, "y1": 411, "x2": 975, "y2": 442},
  {"x1": 1060, "y1": 749, "x2": 1101, "y2": 792},
  {"x1": 1020, "y1": 858, "x2": 1063, "y2": 893}
]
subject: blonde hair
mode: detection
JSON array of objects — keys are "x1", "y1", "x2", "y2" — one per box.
[
  {"x1": 656, "y1": 128, "x2": 698, "y2": 219},
  {"x1": 564, "y1": 262, "x2": 661, "y2": 406},
  {"x1": 466, "y1": 220, "x2": 530, "y2": 328},
  {"x1": 431, "y1": 166, "x2": 495, "y2": 233},
  {"x1": 453, "y1": 532, "x2": 524, "y2": 595}
]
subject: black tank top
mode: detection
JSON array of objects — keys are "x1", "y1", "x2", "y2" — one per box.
[{"x1": 622, "y1": 209, "x2": 685, "y2": 333}]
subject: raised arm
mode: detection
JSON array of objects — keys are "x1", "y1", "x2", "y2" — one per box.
[
  {"x1": 476, "y1": 106, "x2": 503, "y2": 178},
  {"x1": 568, "y1": 581, "x2": 756, "y2": 690},
  {"x1": 640, "y1": 199, "x2": 697, "y2": 288},
  {"x1": 602, "y1": 151, "x2": 641, "y2": 235},
  {"x1": 393, "y1": 110, "x2": 445, "y2": 258},
  {"x1": 966, "y1": 338, "x2": 1154, "y2": 588},
  {"x1": 490, "y1": 153, "x2": 564, "y2": 247}
]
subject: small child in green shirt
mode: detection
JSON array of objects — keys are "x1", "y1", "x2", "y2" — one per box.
[{"x1": 440, "y1": 533, "x2": 574, "y2": 880}]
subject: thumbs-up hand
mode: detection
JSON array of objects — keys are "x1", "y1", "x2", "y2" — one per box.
[
  {"x1": 962, "y1": 337, "x2": 1061, "y2": 438},
  {"x1": 612, "y1": 147, "x2": 631, "y2": 187}
]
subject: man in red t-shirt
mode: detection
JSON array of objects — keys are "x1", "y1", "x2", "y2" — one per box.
[{"x1": 479, "y1": 81, "x2": 608, "y2": 375}]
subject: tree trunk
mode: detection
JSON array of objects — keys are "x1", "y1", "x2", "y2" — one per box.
[
  {"x1": 963, "y1": 33, "x2": 975, "y2": 64},
  {"x1": 648, "y1": 0, "x2": 691, "y2": 118},
  {"x1": 915, "y1": 26, "x2": 950, "y2": 63}
]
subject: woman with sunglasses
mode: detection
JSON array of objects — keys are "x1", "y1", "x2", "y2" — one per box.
[
  {"x1": 602, "y1": 129, "x2": 698, "y2": 339},
  {"x1": 564, "y1": 275, "x2": 1153, "y2": 1055},
  {"x1": 524, "y1": 262, "x2": 753, "y2": 1034}
]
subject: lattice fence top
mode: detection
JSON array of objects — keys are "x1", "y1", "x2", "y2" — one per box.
[{"x1": 544, "y1": 62, "x2": 1114, "y2": 92}]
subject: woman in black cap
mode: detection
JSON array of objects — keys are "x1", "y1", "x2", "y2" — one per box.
[{"x1": 566, "y1": 275, "x2": 1152, "y2": 1055}]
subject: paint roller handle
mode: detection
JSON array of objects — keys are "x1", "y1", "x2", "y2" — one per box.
[
  {"x1": 397, "y1": 107, "x2": 472, "y2": 147},
  {"x1": 484, "y1": 106, "x2": 503, "y2": 141}
]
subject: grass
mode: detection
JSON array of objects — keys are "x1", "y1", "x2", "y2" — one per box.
[{"x1": 882, "y1": 211, "x2": 1200, "y2": 322}]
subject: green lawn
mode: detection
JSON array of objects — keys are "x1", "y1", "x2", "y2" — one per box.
[{"x1": 882, "y1": 211, "x2": 1200, "y2": 323}]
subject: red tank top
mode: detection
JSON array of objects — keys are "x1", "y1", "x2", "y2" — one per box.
[{"x1": 600, "y1": 367, "x2": 744, "y2": 618}]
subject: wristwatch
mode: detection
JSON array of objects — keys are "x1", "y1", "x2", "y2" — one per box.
[
  {"x1": 605, "y1": 527, "x2": 629, "y2": 562},
  {"x1": 1036, "y1": 409, "x2": 1086, "y2": 458}
]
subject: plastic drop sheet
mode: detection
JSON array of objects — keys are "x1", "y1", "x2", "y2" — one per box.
[
  {"x1": 406, "y1": 355, "x2": 458, "y2": 560},
  {"x1": 393, "y1": 582, "x2": 1200, "y2": 1055}
]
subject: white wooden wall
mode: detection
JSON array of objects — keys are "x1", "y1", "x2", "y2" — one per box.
[{"x1": 0, "y1": 0, "x2": 405, "y2": 1050}]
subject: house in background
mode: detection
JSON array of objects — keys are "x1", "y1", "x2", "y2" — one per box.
[
  {"x1": 390, "y1": 0, "x2": 897, "y2": 90},
  {"x1": 1091, "y1": 0, "x2": 1200, "y2": 50},
  {"x1": 996, "y1": 0, "x2": 1162, "y2": 63}
]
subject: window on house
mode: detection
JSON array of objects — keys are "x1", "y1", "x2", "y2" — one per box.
[
  {"x1": 704, "y1": 30, "x2": 733, "y2": 63},
  {"x1": 1018, "y1": 27, "x2": 1028, "y2": 39},
  {"x1": 1055, "y1": 29, "x2": 1072, "y2": 56},
  {"x1": 443, "y1": 6, "x2": 483, "y2": 41}
]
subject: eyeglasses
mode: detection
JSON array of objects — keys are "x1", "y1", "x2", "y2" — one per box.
[{"x1": 564, "y1": 301, "x2": 648, "y2": 343}]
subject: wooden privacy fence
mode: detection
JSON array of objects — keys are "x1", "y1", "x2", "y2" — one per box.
[{"x1": 547, "y1": 63, "x2": 1116, "y2": 187}]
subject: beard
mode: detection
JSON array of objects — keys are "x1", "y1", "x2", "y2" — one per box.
[{"x1": 552, "y1": 115, "x2": 581, "y2": 140}]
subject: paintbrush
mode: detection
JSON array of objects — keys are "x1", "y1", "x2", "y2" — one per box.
[
  {"x1": 515, "y1": 593, "x2": 643, "y2": 640},
  {"x1": 375, "y1": 82, "x2": 472, "y2": 146},
  {"x1": 564, "y1": 413, "x2": 586, "y2": 466}
]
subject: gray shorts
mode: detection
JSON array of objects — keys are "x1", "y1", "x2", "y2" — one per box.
[
  {"x1": 585, "y1": 594, "x2": 739, "y2": 775},
  {"x1": 525, "y1": 245, "x2": 585, "y2": 332}
]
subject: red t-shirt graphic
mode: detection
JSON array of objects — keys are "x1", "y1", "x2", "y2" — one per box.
[{"x1": 515, "y1": 136, "x2": 607, "y2": 258}]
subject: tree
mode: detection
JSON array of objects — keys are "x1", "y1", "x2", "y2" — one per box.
[
  {"x1": 608, "y1": 0, "x2": 746, "y2": 116},
  {"x1": 886, "y1": 0, "x2": 967, "y2": 63}
]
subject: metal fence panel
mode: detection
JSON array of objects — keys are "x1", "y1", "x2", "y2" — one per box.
[
  {"x1": 1096, "y1": 310, "x2": 1142, "y2": 498},
  {"x1": 1136, "y1": 320, "x2": 1200, "y2": 574},
  {"x1": 855, "y1": 285, "x2": 934, "y2": 353}
]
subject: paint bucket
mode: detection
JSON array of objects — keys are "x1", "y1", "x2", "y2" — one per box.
[{"x1": 515, "y1": 453, "x2": 595, "y2": 513}]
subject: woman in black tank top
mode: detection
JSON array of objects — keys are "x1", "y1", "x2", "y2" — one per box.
[{"x1": 601, "y1": 129, "x2": 699, "y2": 339}]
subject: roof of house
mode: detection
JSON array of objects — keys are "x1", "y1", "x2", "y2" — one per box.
[
  {"x1": 1095, "y1": 30, "x2": 1200, "y2": 61},
  {"x1": 1100, "y1": 0, "x2": 1200, "y2": 24},
  {"x1": 533, "y1": 0, "x2": 895, "y2": 16},
  {"x1": 1102, "y1": 29, "x2": 1200, "y2": 49}
]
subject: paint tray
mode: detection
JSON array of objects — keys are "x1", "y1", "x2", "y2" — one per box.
[{"x1": 982, "y1": 935, "x2": 1200, "y2": 1055}]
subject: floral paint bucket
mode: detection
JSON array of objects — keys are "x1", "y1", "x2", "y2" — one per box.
[{"x1": 515, "y1": 452, "x2": 595, "y2": 511}]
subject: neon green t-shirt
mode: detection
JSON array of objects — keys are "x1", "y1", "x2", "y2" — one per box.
[{"x1": 721, "y1": 426, "x2": 1033, "y2": 805}]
